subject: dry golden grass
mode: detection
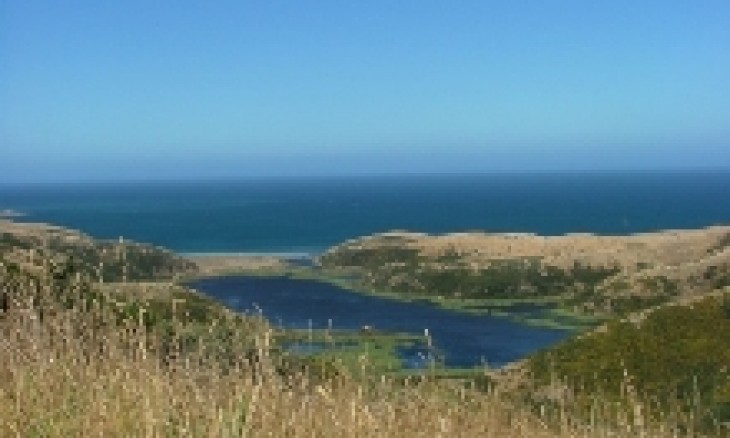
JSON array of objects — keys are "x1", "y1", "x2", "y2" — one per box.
[
  {"x1": 335, "y1": 226, "x2": 730, "y2": 272},
  {"x1": 0, "y1": 266, "x2": 721, "y2": 437}
]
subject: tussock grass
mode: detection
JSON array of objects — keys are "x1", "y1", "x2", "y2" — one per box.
[{"x1": 0, "y1": 263, "x2": 722, "y2": 437}]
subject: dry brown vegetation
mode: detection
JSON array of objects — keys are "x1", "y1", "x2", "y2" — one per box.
[
  {"x1": 341, "y1": 227, "x2": 730, "y2": 271},
  {"x1": 1, "y1": 261, "x2": 723, "y2": 436},
  {"x1": 1, "y1": 220, "x2": 726, "y2": 436}
]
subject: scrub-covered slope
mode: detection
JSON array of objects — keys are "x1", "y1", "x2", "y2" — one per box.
[{"x1": 319, "y1": 227, "x2": 730, "y2": 319}]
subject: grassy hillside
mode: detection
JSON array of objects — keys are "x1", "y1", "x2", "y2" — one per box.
[
  {"x1": 2, "y1": 222, "x2": 724, "y2": 435},
  {"x1": 318, "y1": 228, "x2": 730, "y2": 326},
  {"x1": 0, "y1": 219, "x2": 197, "y2": 282},
  {"x1": 526, "y1": 291, "x2": 730, "y2": 430}
]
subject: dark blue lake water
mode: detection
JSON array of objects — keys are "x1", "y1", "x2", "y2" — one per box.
[
  {"x1": 190, "y1": 276, "x2": 572, "y2": 368},
  {"x1": 1, "y1": 171, "x2": 729, "y2": 253}
]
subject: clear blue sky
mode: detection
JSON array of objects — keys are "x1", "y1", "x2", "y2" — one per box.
[{"x1": 2, "y1": 1, "x2": 729, "y2": 181}]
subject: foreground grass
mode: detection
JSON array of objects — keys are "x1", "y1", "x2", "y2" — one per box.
[{"x1": 1, "y1": 262, "x2": 723, "y2": 436}]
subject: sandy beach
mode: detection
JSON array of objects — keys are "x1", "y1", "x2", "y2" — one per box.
[{"x1": 186, "y1": 253, "x2": 290, "y2": 275}]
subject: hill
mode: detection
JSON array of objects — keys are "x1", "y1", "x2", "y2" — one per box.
[
  {"x1": 521, "y1": 289, "x2": 730, "y2": 431},
  {"x1": 0, "y1": 219, "x2": 197, "y2": 282},
  {"x1": 318, "y1": 227, "x2": 730, "y2": 325}
]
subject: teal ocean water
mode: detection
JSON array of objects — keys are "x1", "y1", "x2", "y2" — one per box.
[{"x1": 1, "y1": 171, "x2": 729, "y2": 253}]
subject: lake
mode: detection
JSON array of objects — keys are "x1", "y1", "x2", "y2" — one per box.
[{"x1": 190, "y1": 275, "x2": 573, "y2": 368}]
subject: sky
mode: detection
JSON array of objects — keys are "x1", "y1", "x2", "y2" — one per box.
[{"x1": 1, "y1": 1, "x2": 729, "y2": 182}]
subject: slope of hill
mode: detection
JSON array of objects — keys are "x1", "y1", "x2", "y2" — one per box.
[
  {"x1": 523, "y1": 289, "x2": 730, "y2": 430},
  {"x1": 0, "y1": 219, "x2": 197, "y2": 282},
  {"x1": 318, "y1": 227, "x2": 730, "y2": 324}
]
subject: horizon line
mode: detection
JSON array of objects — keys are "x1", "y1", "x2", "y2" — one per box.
[{"x1": 2, "y1": 167, "x2": 730, "y2": 186}]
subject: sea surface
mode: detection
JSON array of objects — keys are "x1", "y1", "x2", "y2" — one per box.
[{"x1": 1, "y1": 171, "x2": 729, "y2": 253}]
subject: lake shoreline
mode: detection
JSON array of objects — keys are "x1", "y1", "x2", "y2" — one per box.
[
  {"x1": 188, "y1": 274, "x2": 573, "y2": 369},
  {"x1": 181, "y1": 252, "x2": 599, "y2": 331}
]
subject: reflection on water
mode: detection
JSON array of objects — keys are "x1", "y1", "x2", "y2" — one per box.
[{"x1": 397, "y1": 345, "x2": 442, "y2": 369}]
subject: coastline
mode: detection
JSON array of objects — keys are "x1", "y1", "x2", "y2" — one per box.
[{"x1": 182, "y1": 251, "x2": 316, "y2": 258}]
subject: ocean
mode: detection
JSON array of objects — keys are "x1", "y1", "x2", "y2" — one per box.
[{"x1": 1, "y1": 171, "x2": 729, "y2": 253}]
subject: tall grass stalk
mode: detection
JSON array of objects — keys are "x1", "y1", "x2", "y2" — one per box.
[{"x1": 0, "y1": 265, "x2": 720, "y2": 436}]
